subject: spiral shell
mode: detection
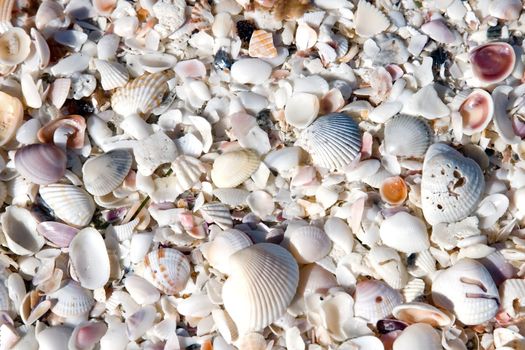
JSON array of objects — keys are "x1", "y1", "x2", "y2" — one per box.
[{"x1": 143, "y1": 248, "x2": 191, "y2": 295}]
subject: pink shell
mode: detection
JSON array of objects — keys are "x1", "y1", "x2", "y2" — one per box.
[
  {"x1": 469, "y1": 42, "x2": 516, "y2": 84},
  {"x1": 37, "y1": 221, "x2": 79, "y2": 248}
]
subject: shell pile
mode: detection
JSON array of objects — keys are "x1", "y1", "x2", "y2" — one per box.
[{"x1": 0, "y1": 0, "x2": 525, "y2": 349}]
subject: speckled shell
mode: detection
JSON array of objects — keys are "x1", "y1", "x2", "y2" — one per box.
[
  {"x1": 201, "y1": 228, "x2": 253, "y2": 274},
  {"x1": 82, "y1": 150, "x2": 132, "y2": 196},
  {"x1": 49, "y1": 280, "x2": 95, "y2": 317},
  {"x1": 421, "y1": 143, "x2": 485, "y2": 225},
  {"x1": 39, "y1": 184, "x2": 96, "y2": 227},
  {"x1": 222, "y1": 243, "x2": 299, "y2": 335},
  {"x1": 286, "y1": 225, "x2": 331, "y2": 264},
  {"x1": 384, "y1": 115, "x2": 432, "y2": 157},
  {"x1": 15, "y1": 143, "x2": 67, "y2": 185},
  {"x1": 354, "y1": 280, "x2": 402, "y2": 324},
  {"x1": 211, "y1": 149, "x2": 260, "y2": 188},
  {"x1": 143, "y1": 248, "x2": 191, "y2": 295},
  {"x1": 298, "y1": 113, "x2": 361, "y2": 170}
]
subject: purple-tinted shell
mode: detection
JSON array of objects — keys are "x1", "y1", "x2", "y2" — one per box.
[
  {"x1": 479, "y1": 248, "x2": 516, "y2": 286},
  {"x1": 36, "y1": 221, "x2": 79, "y2": 248},
  {"x1": 377, "y1": 319, "x2": 408, "y2": 334},
  {"x1": 512, "y1": 116, "x2": 525, "y2": 138},
  {"x1": 14, "y1": 143, "x2": 67, "y2": 185},
  {"x1": 469, "y1": 42, "x2": 516, "y2": 84}
]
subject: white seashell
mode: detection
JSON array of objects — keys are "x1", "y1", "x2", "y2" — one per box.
[
  {"x1": 21, "y1": 73, "x2": 42, "y2": 109},
  {"x1": 124, "y1": 275, "x2": 160, "y2": 305},
  {"x1": 295, "y1": 23, "x2": 317, "y2": 51},
  {"x1": 211, "y1": 149, "x2": 260, "y2": 188},
  {"x1": 354, "y1": 280, "x2": 402, "y2": 324},
  {"x1": 264, "y1": 147, "x2": 304, "y2": 176},
  {"x1": 119, "y1": 113, "x2": 153, "y2": 140},
  {"x1": 94, "y1": 59, "x2": 129, "y2": 91},
  {"x1": 475, "y1": 193, "x2": 509, "y2": 229},
  {"x1": 354, "y1": 0, "x2": 390, "y2": 38},
  {"x1": 421, "y1": 20, "x2": 455, "y2": 44},
  {"x1": 488, "y1": 0, "x2": 521, "y2": 20},
  {"x1": 137, "y1": 53, "x2": 177, "y2": 73},
  {"x1": 68, "y1": 321, "x2": 107, "y2": 350},
  {"x1": 39, "y1": 184, "x2": 95, "y2": 227},
  {"x1": 368, "y1": 102, "x2": 402, "y2": 123},
  {"x1": 143, "y1": 248, "x2": 191, "y2": 295},
  {"x1": 346, "y1": 336, "x2": 384, "y2": 350},
  {"x1": 230, "y1": 59, "x2": 272, "y2": 85},
  {"x1": 126, "y1": 305, "x2": 156, "y2": 340},
  {"x1": 285, "y1": 225, "x2": 331, "y2": 264},
  {"x1": 1, "y1": 206, "x2": 45, "y2": 255},
  {"x1": 393, "y1": 323, "x2": 442, "y2": 350},
  {"x1": 457, "y1": 89, "x2": 493, "y2": 136},
  {"x1": 35, "y1": 0, "x2": 70, "y2": 36},
  {"x1": 499, "y1": 279, "x2": 525, "y2": 318},
  {"x1": 201, "y1": 229, "x2": 253, "y2": 274},
  {"x1": 392, "y1": 302, "x2": 452, "y2": 327},
  {"x1": 384, "y1": 115, "x2": 432, "y2": 158},
  {"x1": 174, "y1": 59, "x2": 206, "y2": 79},
  {"x1": 323, "y1": 217, "x2": 353, "y2": 254},
  {"x1": 222, "y1": 243, "x2": 299, "y2": 335},
  {"x1": 403, "y1": 85, "x2": 450, "y2": 120},
  {"x1": 93, "y1": 0, "x2": 116, "y2": 16},
  {"x1": 50, "y1": 53, "x2": 90, "y2": 76},
  {"x1": 36, "y1": 326, "x2": 73, "y2": 350},
  {"x1": 284, "y1": 93, "x2": 320, "y2": 129},
  {"x1": 82, "y1": 150, "x2": 132, "y2": 196},
  {"x1": 212, "y1": 12, "x2": 233, "y2": 38},
  {"x1": 152, "y1": 0, "x2": 186, "y2": 33},
  {"x1": 212, "y1": 309, "x2": 238, "y2": 343},
  {"x1": 53, "y1": 30, "x2": 87, "y2": 50},
  {"x1": 236, "y1": 332, "x2": 266, "y2": 350},
  {"x1": 0, "y1": 0, "x2": 14, "y2": 34},
  {"x1": 246, "y1": 191, "x2": 274, "y2": 218},
  {"x1": 31, "y1": 28, "x2": 50, "y2": 70},
  {"x1": 213, "y1": 188, "x2": 249, "y2": 207},
  {"x1": 379, "y1": 212, "x2": 429, "y2": 254},
  {"x1": 69, "y1": 228, "x2": 110, "y2": 290},
  {"x1": 176, "y1": 133, "x2": 203, "y2": 157},
  {"x1": 49, "y1": 280, "x2": 95, "y2": 318},
  {"x1": 295, "y1": 264, "x2": 337, "y2": 301},
  {"x1": 421, "y1": 143, "x2": 485, "y2": 225},
  {"x1": 129, "y1": 233, "x2": 153, "y2": 264},
  {"x1": 133, "y1": 131, "x2": 178, "y2": 176},
  {"x1": 48, "y1": 78, "x2": 71, "y2": 109},
  {"x1": 0, "y1": 28, "x2": 30, "y2": 65},
  {"x1": 368, "y1": 245, "x2": 408, "y2": 289},
  {"x1": 298, "y1": 113, "x2": 361, "y2": 170},
  {"x1": 199, "y1": 203, "x2": 233, "y2": 229},
  {"x1": 431, "y1": 258, "x2": 499, "y2": 325},
  {"x1": 166, "y1": 155, "x2": 206, "y2": 193},
  {"x1": 402, "y1": 278, "x2": 426, "y2": 302},
  {"x1": 113, "y1": 16, "x2": 138, "y2": 38},
  {"x1": 97, "y1": 34, "x2": 119, "y2": 61}
]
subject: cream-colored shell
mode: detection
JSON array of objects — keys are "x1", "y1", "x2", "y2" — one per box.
[
  {"x1": 0, "y1": 27, "x2": 31, "y2": 65},
  {"x1": 201, "y1": 229, "x2": 253, "y2": 274},
  {"x1": 354, "y1": 0, "x2": 390, "y2": 38},
  {"x1": 368, "y1": 245, "x2": 408, "y2": 289},
  {"x1": 82, "y1": 149, "x2": 132, "y2": 196},
  {"x1": 199, "y1": 203, "x2": 233, "y2": 229},
  {"x1": 354, "y1": 280, "x2": 402, "y2": 324},
  {"x1": 499, "y1": 278, "x2": 525, "y2": 318},
  {"x1": 48, "y1": 280, "x2": 95, "y2": 318},
  {"x1": 285, "y1": 225, "x2": 331, "y2": 264},
  {"x1": 94, "y1": 59, "x2": 129, "y2": 90},
  {"x1": 379, "y1": 212, "x2": 430, "y2": 254},
  {"x1": 393, "y1": 323, "x2": 442, "y2": 350},
  {"x1": 211, "y1": 149, "x2": 260, "y2": 188},
  {"x1": 39, "y1": 184, "x2": 96, "y2": 227}
]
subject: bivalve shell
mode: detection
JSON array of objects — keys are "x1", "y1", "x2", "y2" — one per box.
[
  {"x1": 0, "y1": 27, "x2": 30, "y2": 65},
  {"x1": 14, "y1": 144, "x2": 66, "y2": 185},
  {"x1": 499, "y1": 279, "x2": 525, "y2": 318},
  {"x1": 230, "y1": 58, "x2": 272, "y2": 85},
  {"x1": 94, "y1": 59, "x2": 129, "y2": 91},
  {"x1": 380, "y1": 176, "x2": 408, "y2": 206},
  {"x1": 469, "y1": 42, "x2": 516, "y2": 84},
  {"x1": 1, "y1": 206, "x2": 45, "y2": 256},
  {"x1": 201, "y1": 229, "x2": 253, "y2": 274},
  {"x1": 368, "y1": 245, "x2": 408, "y2": 289},
  {"x1": 211, "y1": 149, "x2": 260, "y2": 188},
  {"x1": 143, "y1": 248, "x2": 191, "y2": 295},
  {"x1": 354, "y1": 280, "x2": 402, "y2": 324},
  {"x1": 379, "y1": 212, "x2": 429, "y2": 254},
  {"x1": 36, "y1": 221, "x2": 78, "y2": 248},
  {"x1": 284, "y1": 93, "x2": 319, "y2": 129},
  {"x1": 285, "y1": 225, "x2": 331, "y2": 264},
  {"x1": 392, "y1": 302, "x2": 452, "y2": 327},
  {"x1": 248, "y1": 30, "x2": 277, "y2": 58},
  {"x1": 459, "y1": 89, "x2": 494, "y2": 135},
  {"x1": 0, "y1": 91, "x2": 23, "y2": 146},
  {"x1": 392, "y1": 323, "x2": 441, "y2": 350},
  {"x1": 354, "y1": 0, "x2": 390, "y2": 38},
  {"x1": 39, "y1": 184, "x2": 96, "y2": 227},
  {"x1": 49, "y1": 280, "x2": 95, "y2": 318},
  {"x1": 82, "y1": 150, "x2": 132, "y2": 196},
  {"x1": 384, "y1": 115, "x2": 432, "y2": 158},
  {"x1": 488, "y1": 0, "x2": 522, "y2": 20},
  {"x1": 199, "y1": 203, "x2": 233, "y2": 229}
]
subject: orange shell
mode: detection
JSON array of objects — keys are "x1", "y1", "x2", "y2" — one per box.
[
  {"x1": 380, "y1": 176, "x2": 408, "y2": 206},
  {"x1": 249, "y1": 30, "x2": 277, "y2": 58},
  {"x1": 0, "y1": 91, "x2": 23, "y2": 146},
  {"x1": 37, "y1": 115, "x2": 86, "y2": 149}
]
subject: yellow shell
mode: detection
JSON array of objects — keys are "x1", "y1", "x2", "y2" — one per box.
[{"x1": 248, "y1": 30, "x2": 277, "y2": 58}]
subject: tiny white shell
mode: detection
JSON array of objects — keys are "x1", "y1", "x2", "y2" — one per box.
[
  {"x1": 354, "y1": 0, "x2": 390, "y2": 38},
  {"x1": 94, "y1": 59, "x2": 129, "y2": 90}
]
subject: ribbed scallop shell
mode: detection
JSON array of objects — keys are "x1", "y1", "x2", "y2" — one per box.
[
  {"x1": 39, "y1": 184, "x2": 96, "y2": 227},
  {"x1": 49, "y1": 280, "x2": 95, "y2": 318},
  {"x1": 94, "y1": 59, "x2": 129, "y2": 90},
  {"x1": 384, "y1": 115, "x2": 432, "y2": 158},
  {"x1": 248, "y1": 30, "x2": 277, "y2": 58},
  {"x1": 15, "y1": 143, "x2": 66, "y2": 185},
  {"x1": 201, "y1": 229, "x2": 253, "y2": 274},
  {"x1": 0, "y1": 91, "x2": 23, "y2": 146},
  {"x1": 0, "y1": 0, "x2": 14, "y2": 33},
  {"x1": 421, "y1": 143, "x2": 485, "y2": 225},
  {"x1": 111, "y1": 70, "x2": 174, "y2": 116},
  {"x1": 431, "y1": 258, "x2": 499, "y2": 325},
  {"x1": 354, "y1": 280, "x2": 402, "y2": 324},
  {"x1": 82, "y1": 150, "x2": 132, "y2": 196},
  {"x1": 222, "y1": 243, "x2": 299, "y2": 335},
  {"x1": 211, "y1": 149, "x2": 260, "y2": 188},
  {"x1": 286, "y1": 225, "x2": 331, "y2": 264},
  {"x1": 199, "y1": 203, "x2": 233, "y2": 229},
  {"x1": 170, "y1": 155, "x2": 206, "y2": 193},
  {"x1": 354, "y1": 0, "x2": 390, "y2": 38},
  {"x1": 143, "y1": 248, "x2": 191, "y2": 295},
  {"x1": 213, "y1": 188, "x2": 249, "y2": 207},
  {"x1": 298, "y1": 113, "x2": 361, "y2": 170}
]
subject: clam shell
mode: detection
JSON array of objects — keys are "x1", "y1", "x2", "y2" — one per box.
[
  {"x1": 137, "y1": 53, "x2": 177, "y2": 73},
  {"x1": 222, "y1": 243, "x2": 299, "y2": 335},
  {"x1": 201, "y1": 229, "x2": 253, "y2": 274},
  {"x1": 354, "y1": 280, "x2": 402, "y2": 324},
  {"x1": 248, "y1": 30, "x2": 277, "y2": 58},
  {"x1": 230, "y1": 58, "x2": 272, "y2": 85},
  {"x1": 199, "y1": 203, "x2": 233, "y2": 229},
  {"x1": 211, "y1": 149, "x2": 260, "y2": 188},
  {"x1": 36, "y1": 326, "x2": 73, "y2": 350},
  {"x1": 421, "y1": 143, "x2": 485, "y2": 225},
  {"x1": 124, "y1": 275, "x2": 160, "y2": 305},
  {"x1": 94, "y1": 59, "x2": 129, "y2": 91},
  {"x1": 285, "y1": 225, "x2": 331, "y2": 264},
  {"x1": 421, "y1": 20, "x2": 455, "y2": 44},
  {"x1": 143, "y1": 248, "x2": 191, "y2": 295},
  {"x1": 48, "y1": 78, "x2": 70, "y2": 109},
  {"x1": 213, "y1": 188, "x2": 249, "y2": 207},
  {"x1": 354, "y1": 0, "x2": 390, "y2": 37},
  {"x1": 1, "y1": 206, "x2": 45, "y2": 256},
  {"x1": 295, "y1": 264, "x2": 337, "y2": 299},
  {"x1": 392, "y1": 323, "x2": 441, "y2": 350},
  {"x1": 93, "y1": 0, "x2": 116, "y2": 16},
  {"x1": 469, "y1": 42, "x2": 515, "y2": 84},
  {"x1": 68, "y1": 321, "x2": 107, "y2": 350},
  {"x1": 379, "y1": 176, "x2": 407, "y2": 206},
  {"x1": 82, "y1": 150, "x2": 132, "y2": 196},
  {"x1": 499, "y1": 279, "x2": 525, "y2": 318},
  {"x1": 69, "y1": 228, "x2": 111, "y2": 290},
  {"x1": 37, "y1": 115, "x2": 86, "y2": 149},
  {"x1": 49, "y1": 280, "x2": 95, "y2": 317},
  {"x1": 458, "y1": 89, "x2": 494, "y2": 135},
  {"x1": 133, "y1": 131, "x2": 179, "y2": 176},
  {"x1": 284, "y1": 93, "x2": 320, "y2": 129},
  {"x1": 298, "y1": 113, "x2": 361, "y2": 170},
  {"x1": 35, "y1": 0, "x2": 69, "y2": 35},
  {"x1": 0, "y1": 91, "x2": 23, "y2": 146},
  {"x1": 323, "y1": 217, "x2": 353, "y2": 254},
  {"x1": 39, "y1": 184, "x2": 96, "y2": 227},
  {"x1": 0, "y1": 28, "x2": 30, "y2": 65},
  {"x1": 384, "y1": 115, "x2": 432, "y2": 158},
  {"x1": 14, "y1": 144, "x2": 66, "y2": 185},
  {"x1": 379, "y1": 212, "x2": 429, "y2": 254},
  {"x1": 169, "y1": 155, "x2": 206, "y2": 193},
  {"x1": 368, "y1": 245, "x2": 408, "y2": 289},
  {"x1": 431, "y1": 258, "x2": 499, "y2": 325},
  {"x1": 489, "y1": 0, "x2": 522, "y2": 20},
  {"x1": 126, "y1": 305, "x2": 157, "y2": 340},
  {"x1": 392, "y1": 302, "x2": 452, "y2": 327},
  {"x1": 36, "y1": 221, "x2": 78, "y2": 248}
]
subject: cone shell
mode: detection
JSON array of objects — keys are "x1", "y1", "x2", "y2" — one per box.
[
  {"x1": 354, "y1": 0, "x2": 390, "y2": 38},
  {"x1": 49, "y1": 280, "x2": 95, "y2": 318},
  {"x1": 469, "y1": 42, "x2": 516, "y2": 84},
  {"x1": 354, "y1": 280, "x2": 402, "y2": 324},
  {"x1": 39, "y1": 184, "x2": 96, "y2": 227},
  {"x1": 0, "y1": 91, "x2": 23, "y2": 146},
  {"x1": 392, "y1": 323, "x2": 442, "y2": 350},
  {"x1": 384, "y1": 115, "x2": 432, "y2": 158},
  {"x1": 421, "y1": 143, "x2": 485, "y2": 225},
  {"x1": 286, "y1": 225, "x2": 331, "y2": 264},
  {"x1": 15, "y1": 143, "x2": 66, "y2": 185},
  {"x1": 249, "y1": 30, "x2": 277, "y2": 58},
  {"x1": 143, "y1": 248, "x2": 191, "y2": 295},
  {"x1": 199, "y1": 203, "x2": 233, "y2": 229},
  {"x1": 201, "y1": 229, "x2": 253, "y2": 274},
  {"x1": 379, "y1": 212, "x2": 429, "y2": 254},
  {"x1": 0, "y1": 27, "x2": 30, "y2": 65},
  {"x1": 298, "y1": 113, "x2": 361, "y2": 170},
  {"x1": 211, "y1": 149, "x2": 260, "y2": 188},
  {"x1": 82, "y1": 150, "x2": 133, "y2": 196},
  {"x1": 37, "y1": 115, "x2": 86, "y2": 149},
  {"x1": 94, "y1": 59, "x2": 129, "y2": 90},
  {"x1": 222, "y1": 243, "x2": 299, "y2": 335},
  {"x1": 459, "y1": 89, "x2": 494, "y2": 135}
]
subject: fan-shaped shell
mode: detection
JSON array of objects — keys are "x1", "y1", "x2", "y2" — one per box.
[
  {"x1": 211, "y1": 149, "x2": 260, "y2": 188},
  {"x1": 94, "y1": 59, "x2": 129, "y2": 90},
  {"x1": 0, "y1": 27, "x2": 30, "y2": 65},
  {"x1": 421, "y1": 143, "x2": 485, "y2": 225},
  {"x1": 143, "y1": 248, "x2": 191, "y2": 295},
  {"x1": 379, "y1": 212, "x2": 429, "y2": 254},
  {"x1": 222, "y1": 243, "x2": 299, "y2": 335},
  {"x1": 213, "y1": 188, "x2": 249, "y2": 207},
  {"x1": 82, "y1": 150, "x2": 132, "y2": 196},
  {"x1": 201, "y1": 229, "x2": 253, "y2": 274},
  {"x1": 354, "y1": 0, "x2": 390, "y2": 38},
  {"x1": 298, "y1": 113, "x2": 361, "y2": 170},
  {"x1": 286, "y1": 225, "x2": 331, "y2": 264},
  {"x1": 170, "y1": 155, "x2": 206, "y2": 193},
  {"x1": 36, "y1": 221, "x2": 78, "y2": 248},
  {"x1": 1, "y1": 206, "x2": 45, "y2": 255},
  {"x1": 39, "y1": 184, "x2": 96, "y2": 227},
  {"x1": 0, "y1": 91, "x2": 23, "y2": 146},
  {"x1": 248, "y1": 30, "x2": 277, "y2": 58},
  {"x1": 49, "y1": 280, "x2": 95, "y2": 318},
  {"x1": 354, "y1": 280, "x2": 402, "y2": 324},
  {"x1": 199, "y1": 203, "x2": 233, "y2": 229},
  {"x1": 392, "y1": 323, "x2": 442, "y2": 350},
  {"x1": 431, "y1": 258, "x2": 499, "y2": 325},
  {"x1": 15, "y1": 144, "x2": 66, "y2": 185},
  {"x1": 384, "y1": 115, "x2": 432, "y2": 158},
  {"x1": 469, "y1": 42, "x2": 515, "y2": 84}
]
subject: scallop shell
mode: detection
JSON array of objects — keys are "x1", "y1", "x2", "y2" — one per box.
[
  {"x1": 431, "y1": 258, "x2": 499, "y2": 325},
  {"x1": 298, "y1": 113, "x2": 361, "y2": 170},
  {"x1": 37, "y1": 115, "x2": 86, "y2": 149},
  {"x1": 170, "y1": 155, "x2": 207, "y2": 193},
  {"x1": 111, "y1": 70, "x2": 174, "y2": 117},
  {"x1": 458, "y1": 89, "x2": 494, "y2": 135},
  {"x1": 384, "y1": 115, "x2": 432, "y2": 158},
  {"x1": 1, "y1": 206, "x2": 45, "y2": 256},
  {"x1": 143, "y1": 248, "x2": 191, "y2": 295},
  {"x1": 499, "y1": 279, "x2": 525, "y2": 318},
  {"x1": 421, "y1": 143, "x2": 485, "y2": 225},
  {"x1": 82, "y1": 150, "x2": 132, "y2": 196},
  {"x1": 222, "y1": 243, "x2": 299, "y2": 335},
  {"x1": 39, "y1": 184, "x2": 96, "y2": 227},
  {"x1": 211, "y1": 149, "x2": 260, "y2": 188},
  {"x1": 94, "y1": 59, "x2": 129, "y2": 90},
  {"x1": 489, "y1": 0, "x2": 522, "y2": 20},
  {"x1": 69, "y1": 228, "x2": 111, "y2": 290},
  {"x1": 367, "y1": 245, "x2": 408, "y2": 289},
  {"x1": 48, "y1": 280, "x2": 95, "y2": 318},
  {"x1": 0, "y1": 91, "x2": 23, "y2": 146},
  {"x1": 392, "y1": 323, "x2": 442, "y2": 350},
  {"x1": 213, "y1": 188, "x2": 249, "y2": 207},
  {"x1": 0, "y1": 28, "x2": 31, "y2": 65},
  {"x1": 248, "y1": 30, "x2": 277, "y2": 58},
  {"x1": 201, "y1": 229, "x2": 253, "y2": 274},
  {"x1": 285, "y1": 225, "x2": 331, "y2": 264},
  {"x1": 469, "y1": 42, "x2": 516, "y2": 84},
  {"x1": 354, "y1": 280, "x2": 402, "y2": 324},
  {"x1": 199, "y1": 203, "x2": 233, "y2": 230},
  {"x1": 379, "y1": 212, "x2": 429, "y2": 254},
  {"x1": 354, "y1": 0, "x2": 390, "y2": 38},
  {"x1": 14, "y1": 144, "x2": 67, "y2": 185},
  {"x1": 392, "y1": 302, "x2": 452, "y2": 327}
]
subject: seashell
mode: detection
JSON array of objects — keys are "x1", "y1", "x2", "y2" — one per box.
[
  {"x1": 354, "y1": 280, "x2": 402, "y2": 324},
  {"x1": 212, "y1": 12, "x2": 233, "y2": 38},
  {"x1": 35, "y1": 0, "x2": 70, "y2": 35},
  {"x1": 380, "y1": 176, "x2": 407, "y2": 206},
  {"x1": 0, "y1": 91, "x2": 23, "y2": 146},
  {"x1": 1, "y1": 206, "x2": 45, "y2": 255},
  {"x1": 264, "y1": 146, "x2": 304, "y2": 176},
  {"x1": 379, "y1": 212, "x2": 429, "y2": 254},
  {"x1": 94, "y1": 59, "x2": 129, "y2": 91},
  {"x1": 68, "y1": 321, "x2": 108, "y2": 350},
  {"x1": 174, "y1": 59, "x2": 206, "y2": 79},
  {"x1": 499, "y1": 279, "x2": 525, "y2": 318},
  {"x1": 213, "y1": 188, "x2": 249, "y2": 207},
  {"x1": 0, "y1": 0, "x2": 14, "y2": 33},
  {"x1": 199, "y1": 203, "x2": 233, "y2": 229},
  {"x1": 133, "y1": 131, "x2": 178, "y2": 176},
  {"x1": 402, "y1": 278, "x2": 426, "y2": 303},
  {"x1": 392, "y1": 323, "x2": 442, "y2": 350},
  {"x1": 237, "y1": 332, "x2": 267, "y2": 350},
  {"x1": 469, "y1": 42, "x2": 515, "y2": 84},
  {"x1": 421, "y1": 20, "x2": 455, "y2": 44},
  {"x1": 295, "y1": 264, "x2": 337, "y2": 300},
  {"x1": 285, "y1": 225, "x2": 331, "y2": 264},
  {"x1": 137, "y1": 53, "x2": 177, "y2": 73},
  {"x1": 168, "y1": 155, "x2": 206, "y2": 193},
  {"x1": 37, "y1": 115, "x2": 86, "y2": 149},
  {"x1": 488, "y1": 0, "x2": 521, "y2": 21},
  {"x1": 392, "y1": 302, "x2": 452, "y2": 327},
  {"x1": 93, "y1": 0, "x2": 116, "y2": 16},
  {"x1": 126, "y1": 305, "x2": 156, "y2": 341},
  {"x1": 14, "y1": 144, "x2": 66, "y2": 185},
  {"x1": 384, "y1": 115, "x2": 432, "y2": 158},
  {"x1": 323, "y1": 217, "x2": 353, "y2": 254},
  {"x1": 284, "y1": 93, "x2": 320, "y2": 129},
  {"x1": 53, "y1": 30, "x2": 87, "y2": 50},
  {"x1": 431, "y1": 258, "x2": 499, "y2": 325},
  {"x1": 111, "y1": 71, "x2": 174, "y2": 117},
  {"x1": 97, "y1": 34, "x2": 119, "y2": 61},
  {"x1": 421, "y1": 143, "x2": 485, "y2": 225},
  {"x1": 113, "y1": 16, "x2": 138, "y2": 38},
  {"x1": 124, "y1": 275, "x2": 160, "y2": 305},
  {"x1": 48, "y1": 78, "x2": 71, "y2": 109},
  {"x1": 295, "y1": 23, "x2": 317, "y2": 51},
  {"x1": 458, "y1": 89, "x2": 494, "y2": 135},
  {"x1": 298, "y1": 113, "x2": 361, "y2": 170},
  {"x1": 69, "y1": 228, "x2": 110, "y2": 290},
  {"x1": 248, "y1": 30, "x2": 277, "y2": 58},
  {"x1": 404, "y1": 85, "x2": 450, "y2": 120},
  {"x1": 36, "y1": 222, "x2": 78, "y2": 248},
  {"x1": 222, "y1": 243, "x2": 299, "y2": 335},
  {"x1": 475, "y1": 193, "x2": 509, "y2": 229},
  {"x1": 143, "y1": 248, "x2": 191, "y2": 295},
  {"x1": 201, "y1": 229, "x2": 253, "y2": 274},
  {"x1": 246, "y1": 190, "x2": 274, "y2": 218},
  {"x1": 39, "y1": 184, "x2": 96, "y2": 227},
  {"x1": 231, "y1": 58, "x2": 272, "y2": 85},
  {"x1": 211, "y1": 149, "x2": 260, "y2": 188},
  {"x1": 49, "y1": 280, "x2": 95, "y2": 318},
  {"x1": 368, "y1": 245, "x2": 408, "y2": 289},
  {"x1": 36, "y1": 326, "x2": 73, "y2": 350},
  {"x1": 0, "y1": 28, "x2": 30, "y2": 65},
  {"x1": 50, "y1": 52, "x2": 90, "y2": 76},
  {"x1": 82, "y1": 150, "x2": 132, "y2": 196},
  {"x1": 354, "y1": 0, "x2": 390, "y2": 37},
  {"x1": 21, "y1": 73, "x2": 42, "y2": 109}
]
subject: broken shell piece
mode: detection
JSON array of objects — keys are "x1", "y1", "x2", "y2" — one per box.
[
  {"x1": 421, "y1": 20, "x2": 455, "y2": 44},
  {"x1": 124, "y1": 275, "x2": 160, "y2": 305},
  {"x1": 1, "y1": 206, "x2": 45, "y2": 256},
  {"x1": 82, "y1": 150, "x2": 132, "y2": 196},
  {"x1": 393, "y1": 323, "x2": 442, "y2": 350},
  {"x1": 93, "y1": 0, "x2": 117, "y2": 16},
  {"x1": 137, "y1": 53, "x2": 177, "y2": 73},
  {"x1": 39, "y1": 184, "x2": 96, "y2": 227},
  {"x1": 94, "y1": 59, "x2": 129, "y2": 91},
  {"x1": 286, "y1": 225, "x2": 331, "y2": 264},
  {"x1": 488, "y1": 0, "x2": 522, "y2": 21},
  {"x1": 0, "y1": 91, "x2": 23, "y2": 146},
  {"x1": 284, "y1": 93, "x2": 319, "y2": 128},
  {"x1": 354, "y1": 0, "x2": 390, "y2": 38},
  {"x1": 36, "y1": 222, "x2": 78, "y2": 248},
  {"x1": 380, "y1": 176, "x2": 407, "y2": 206},
  {"x1": 295, "y1": 23, "x2": 317, "y2": 51},
  {"x1": 68, "y1": 321, "x2": 107, "y2": 350},
  {"x1": 126, "y1": 305, "x2": 156, "y2": 341},
  {"x1": 459, "y1": 89, "x2": 494, "y2": 135},
  {"x1": 354, "y1": 280, "x2": 402, "y2": 324},
  {"x1": 368, "y1": 245, "x2": 408, "y2": 289},
  {"x1": 392, "y1": 302, "x2": 452, "y2": 327},
  {"x1": 133, "y1": 131, "x2": 178, "y2": 176},
  {"x1": 211, "y1": 149, "x2": 260, "y2": 188},
  {"x1": 249, "y1": 30, "x2": 277, "y2": 58},
  {"x1": 384, "y1": 115, "x2": 432, "y2": 158},
  {"x1": 143, "y1": 248, "x2": 190, "y2": 295},
  {"x1": 0, "y1": 27, "x2": 30, "y2": 65},
  {"x1": 37, "y1": 115, "x2": 86, "y2": 149},
  {"x1": 379, "y1": 212, "x2": 429, "y2": 254},
  {"x1": 499, "y1": 279, "x2": 525, "y2": 318},
  {"x1": 404, "y1": 85, "x2": 450, "y2": 120},
  {"x1": 199, "y1": 203, "x2": 233, "y2": 229},
  {"x1": 469, "y1": 42, "x2": 516, "y2": 84},
  {"x1": 14, "y1": 144, "x2": 67, "y2": 185}
]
